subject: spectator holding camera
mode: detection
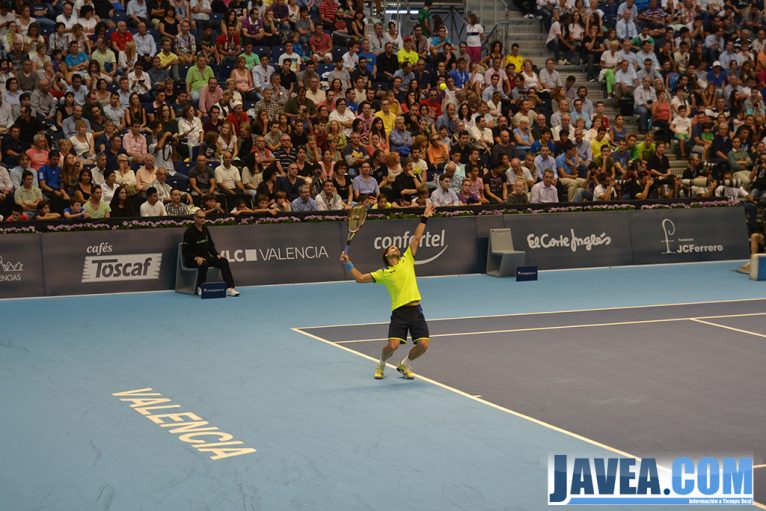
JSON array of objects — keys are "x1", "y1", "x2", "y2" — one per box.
[{"x1": 593, "y1": 173, "x2": 618, "y2": 201}]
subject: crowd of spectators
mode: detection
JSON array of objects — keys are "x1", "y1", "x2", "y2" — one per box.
[
  {"x1": 536, "y1": 0, "x2": 766, "y2": 227},
  {"x1": 0, "y1": 0, "x2": 763, "y2": 226}
]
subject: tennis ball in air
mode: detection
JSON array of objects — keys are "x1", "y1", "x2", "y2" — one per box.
[{"x1": 439, "y1": 83, "x2": 447, "y2": 91}]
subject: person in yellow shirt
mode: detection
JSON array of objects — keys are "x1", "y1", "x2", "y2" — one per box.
[
  {"x1": 374, "y1": 98, "x2": 397, "y2": 135},
  {"x1": 590, "y1": 127, "x2": 611, "y2": 159},
  {"x1": 157, "y1": 38, "x2": 180, "y2": 79},
  {"x1": 397, "y1": 36, "x2": 419, "y2": 66},
  {"x1": 504, "y1": 43, "x2": 524, "y2": 73},
  {"x1": 384, "y1": 90, "x2": 401, "y2": 116},
  {"x1": 339, "y1": 204, "x2": 436, "y2": 379}
]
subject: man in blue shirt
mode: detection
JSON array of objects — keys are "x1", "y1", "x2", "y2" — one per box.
[
  {"x1": 277, "y1": 163, "x2": 306, "y2": 202},
  {"x1": 393, "y1": 62, "x2": 415, "y2": 89},
  {"x1": 430, "y1": 25, "x2": 451, "y2": 57},
  {"x1": 2, "y1": 126, "x2": 28, "y2": 167},
  {"x1": 706, "y1": 62, "x2": 727, "y2": 88},
  {"x1": 412, "y1": 59, "x2": 432, "y2": 91},
  {"x1": 570, "y1": 99, "x2": 592, "y2": 129},
  {"x1": 530, "y1": 130, "x2": 556, "y2": 156},
  {"x1": 352, "y1": 161, "x2": 379, "y2": 200},
  {"x1": 164, "y1": 165, "x2": 189, "y2": 194},
  {"x1": 358, "y1": 39, "x2": 376, "y2": 73},
  {"x1": 61, "y1": 105, "x2": 91, "y2": 139},
  {"x1": 64, "y1": 41, "x2": 89, "y2": 73},
  {"x1": 38, "y1": 150, "x2": 69, "y2": 210},
  {"x1": 291, "y1": 185, "x2": 318, "y2": 211},
  {"x1": 612, "y1": 138, "x2": 632, "y2": 173},
  {"x1": 435, "y1": 103, "x2": 458, "y2": 135},
  {"x1": 66, "y1": 74, "x2": 89, "y2": 106},
  {"x1": 448, "y1": 58, "x2": 469, "y2": 89},
  {"x1": 389, "y1": 116, "x2": 413, "y2": 155},
  {"x1": 709, "y1": 123, "x2": 732, "y2": 179},
  {"x1": 555, "y1": 143, "x2": 585, "y2": 202}
]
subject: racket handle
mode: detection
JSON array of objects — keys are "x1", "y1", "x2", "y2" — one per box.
[{"x1": 343, "y1": 244, "x2": 350, "y2": 255}]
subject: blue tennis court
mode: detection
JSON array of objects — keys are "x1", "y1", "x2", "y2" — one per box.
[{"x1": 1, "y1": 261, "x2": 764, "y2": 510}]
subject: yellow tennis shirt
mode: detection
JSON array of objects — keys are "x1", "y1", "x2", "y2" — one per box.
[{"x1": 370, "y1": 247, "x2": 422, "y2": 310}]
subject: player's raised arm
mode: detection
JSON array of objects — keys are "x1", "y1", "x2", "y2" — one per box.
[
  {"x1": 340, "y1": 252, "x2": 374, "y2": 283},
  {"x1": 409, "y1": 204, "x2": 436, "y2": 257}
]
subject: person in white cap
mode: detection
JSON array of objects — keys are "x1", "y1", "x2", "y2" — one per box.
[{"x1": 706, "y1": 61, "x2": 726, "y2": 88}]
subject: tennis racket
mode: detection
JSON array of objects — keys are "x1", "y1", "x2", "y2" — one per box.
[{"x1": 344, "y1": 204, "x2": 368, "y2": 254}]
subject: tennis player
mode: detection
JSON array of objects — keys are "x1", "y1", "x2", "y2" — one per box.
[{"x1": 339, "y1": 204, "x2": 436, "y2": 380}]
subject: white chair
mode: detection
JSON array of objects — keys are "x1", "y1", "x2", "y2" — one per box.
[{"x1": 486, "y1": 228, "x2": 526, "y2": 277}]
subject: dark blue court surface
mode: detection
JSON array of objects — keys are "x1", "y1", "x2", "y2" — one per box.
[
  {"x1": 300, "y1": 301, "x2": 766, "y2": 499},
  {"x1": 1, "y1": 262, "x2": 765, "y2": 510}
]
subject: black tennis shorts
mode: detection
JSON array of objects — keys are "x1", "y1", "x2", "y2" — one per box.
[{"x1": 388, "y1": 304, "x2": 430, "y2": 344}]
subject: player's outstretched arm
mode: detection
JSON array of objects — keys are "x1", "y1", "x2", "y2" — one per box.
[
  {"x1": 410, "y1": 203, "x2": 436, "y2": 257},
  {"x1": 339, "y1": 252, "x2": 374, "y2": 283}
]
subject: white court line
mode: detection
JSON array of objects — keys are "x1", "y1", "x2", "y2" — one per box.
[
  {"x1": 0, "y1": 288, "x2": 174, "y2": 302},
  {"x1": 755, "y1": 464, "x2": 766, "y2": 470},
  {"x1": 292, "y1": 327, "x2": 637, "y2": 459},
  {"x1": 297, "y1": 297, "x2": 766, "y2": 330},
  {"x1": 334, "y1": 312, "x2": 766, "y2": 344},
  {"x1": 293, "y1": 326, "x2": 766, "y2": 510},
  {"x1": 293, "y1": 327, "x2": 766, "y2": 508},
  {"x1": 690, "y1": 319, "x2": 766, "y2": 341},
  {"x1": 539, "y1": 259, "x2": 746, "y2": 272}
]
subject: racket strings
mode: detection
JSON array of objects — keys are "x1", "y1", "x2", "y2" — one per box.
[{"x1": 348, "y1": 206, "x2": 367, "y2": 232}]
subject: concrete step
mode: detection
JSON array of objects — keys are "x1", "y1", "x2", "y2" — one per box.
[
  {"x1": 496, "y1": 10, "x2": 537, "y2": 20},
  {"x1": 504, "y1": 23, "x2": 545, "y2": 32},
  {"x1": 502, "y1": 11, "x2": 539, "y2": 20},
  {"x1": 508, "y1": 33, "x2": 545, "y2": 41},
  {"x1": 513, "y1": 49, "x2": 549, "y2": 56}
]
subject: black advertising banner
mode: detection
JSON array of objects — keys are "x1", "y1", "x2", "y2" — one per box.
[
  {"x1": 209, "y1": 222, "x2": 346, "y2": 285},
  {"x1": 504, "y1": 211, "x2": 635, "y2": 269},
  {"x1": 630, "y1": 206, "x2": 749, "y2": 264},
  {"x1": 41, "y1": 229, "x2": 182, "y2": 295},
  {"x1": 0, "y1": 234, "x2": 44, "y2": 298},
  {"x1": 345, "y1": 216, "x2": 481, "y2": 277},
  {"x1": 8, "y1": 207, "x2": 752, "y2": 298}
]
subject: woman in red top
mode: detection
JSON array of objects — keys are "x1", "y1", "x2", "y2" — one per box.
[
  {"x1": 226, "y1": 102, "x2": 249, "y2": 136},
  {"x1": 26, "y1": 133, "x2": 49, "y2": 170}
]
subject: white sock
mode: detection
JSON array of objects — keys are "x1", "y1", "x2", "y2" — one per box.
[
  {"x1": 378, "y1": 358, "x2": 386, "y2": 367},
  {"x1": 400, "y1": 356, "x2": 412, "y2": 367}
]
